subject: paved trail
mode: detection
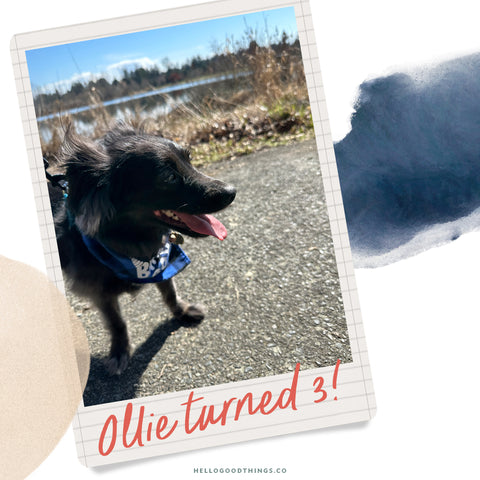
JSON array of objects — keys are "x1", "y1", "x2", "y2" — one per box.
[{"x1": 73, "y1": 140, "x2": 352, "y2": 406}]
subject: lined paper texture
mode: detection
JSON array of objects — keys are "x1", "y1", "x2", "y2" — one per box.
[{"x1": 11, "y1": 0, "x2": 375, "y2": 466}]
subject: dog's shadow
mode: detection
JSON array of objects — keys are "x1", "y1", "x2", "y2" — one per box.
[{"x1": 82, "y1": 317, "x2": 199, "y2": 407}]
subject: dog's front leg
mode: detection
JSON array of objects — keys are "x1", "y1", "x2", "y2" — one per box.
[
  {"x1": 92, "y1": 294, "x2": 130, "y2": 375},
  {"x1": 156, "y1": 278, "x2": 205, "y2": 322}
]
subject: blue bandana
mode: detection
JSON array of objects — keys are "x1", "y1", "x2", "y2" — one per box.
[{"x1": 81, "y1": 234, "x2": 190, "y2": 284}]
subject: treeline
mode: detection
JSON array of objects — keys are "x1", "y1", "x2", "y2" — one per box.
[{"x1": 34, "y1": 34, "x2": 301, "y2": 118}]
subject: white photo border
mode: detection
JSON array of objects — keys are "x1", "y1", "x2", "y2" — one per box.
[{"x1": 11, "y1": 0, "x2": 376, "y2": 467}]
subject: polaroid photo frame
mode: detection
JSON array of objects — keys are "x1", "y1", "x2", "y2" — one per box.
[{"x1": 11, "y1": 0, "x2": 375, "y2": 467}]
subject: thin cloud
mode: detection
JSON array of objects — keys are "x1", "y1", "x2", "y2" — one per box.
[
  {"x1": 35, "y1": 57, "x2": 160, "y2": 94},
  {"x1": 106, "y1": 57, "x2": 159, "y2": 73},
  {"x1": 36, "y1": 71, "x2": 95, "y2": 94}
]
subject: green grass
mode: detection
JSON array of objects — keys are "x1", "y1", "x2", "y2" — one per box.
[
  {"x1": 192, "y1": 130, "x2": 315, "y2": 166},
  {"x1": 189, "y1": 97, "x2": 315, "y2": 165},
  {"x1": 190, "y1": 117, "x2": 315, "y2": 166}
]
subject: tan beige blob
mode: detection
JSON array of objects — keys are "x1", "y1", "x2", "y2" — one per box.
[{"x1": 0, "y1": 255, "x2": 90, "y2": 479}]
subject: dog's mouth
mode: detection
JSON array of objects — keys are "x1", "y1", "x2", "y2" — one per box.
[{"x1": 153, "y1": 209, "x2": 228, "y2": 240}]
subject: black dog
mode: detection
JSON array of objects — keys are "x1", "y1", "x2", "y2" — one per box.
[{"x1": 49, "y1": 123, "x2": 236, "y2": 375}]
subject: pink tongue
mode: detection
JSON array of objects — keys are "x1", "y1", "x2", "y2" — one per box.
[{"x1": 175, "y1": 212, "x2": 227, "y2": 240}]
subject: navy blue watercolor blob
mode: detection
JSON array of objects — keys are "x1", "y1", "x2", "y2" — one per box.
[{"x1": 334, "y1": 53, "x2": 480, "y2": 263}]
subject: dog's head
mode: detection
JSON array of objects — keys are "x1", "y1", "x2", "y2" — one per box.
[{"x1": 61, "y1": 123, "x2": 236, "y2": 241}]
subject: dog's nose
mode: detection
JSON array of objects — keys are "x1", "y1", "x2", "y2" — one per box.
[
  {"x1": 205, "y1": 182, "x2": 236, "y2": 210},
  {"x1": 223, "y1": 184, "x2": 236, "y2": 204}
]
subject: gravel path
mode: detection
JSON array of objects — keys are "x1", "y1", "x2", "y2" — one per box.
[{"x1": 72, "y1": 140, "x2": 352, "y2": 406}]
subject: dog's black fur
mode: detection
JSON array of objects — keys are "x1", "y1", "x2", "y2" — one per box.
[{"x1": 50, "y1": 123, "x2": 236, "y2": 374}]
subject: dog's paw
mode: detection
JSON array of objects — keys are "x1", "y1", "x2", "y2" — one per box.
[
  {"x1": 178, "y1": 303, "x2": 205, "y2": 323},
  {"x1": 104, "y1": 351, "x2": 130, "y2": 376}
]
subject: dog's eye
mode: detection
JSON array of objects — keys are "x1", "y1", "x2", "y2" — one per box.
[{"x1": 166, "y1": 173, "x2": 178, "y2": 183}]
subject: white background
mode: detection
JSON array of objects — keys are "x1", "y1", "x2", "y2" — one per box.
[{"x1": 2, "y1": 1, "x2": 480, "y2": 478}]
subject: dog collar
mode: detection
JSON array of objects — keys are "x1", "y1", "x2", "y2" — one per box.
[{"x1": 80, "y1": 234, "x2": 190, "y2": 284}]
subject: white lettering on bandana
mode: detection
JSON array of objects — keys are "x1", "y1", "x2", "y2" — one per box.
[{"x1": 131, "y1": 242, "x2": 171, "y2": 279}]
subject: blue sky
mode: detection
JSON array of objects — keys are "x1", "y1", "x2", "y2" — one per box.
[{"x1": 26, "y1": 7, "x2": 298, "y2": 94}]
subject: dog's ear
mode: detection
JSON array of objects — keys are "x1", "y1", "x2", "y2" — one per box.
[
  {"x1": 71, "y1": 184, "x2": 115, "y2": 237},
  {"x1": 60, "y1": 127, "x2": 115, "y2": 236}
]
